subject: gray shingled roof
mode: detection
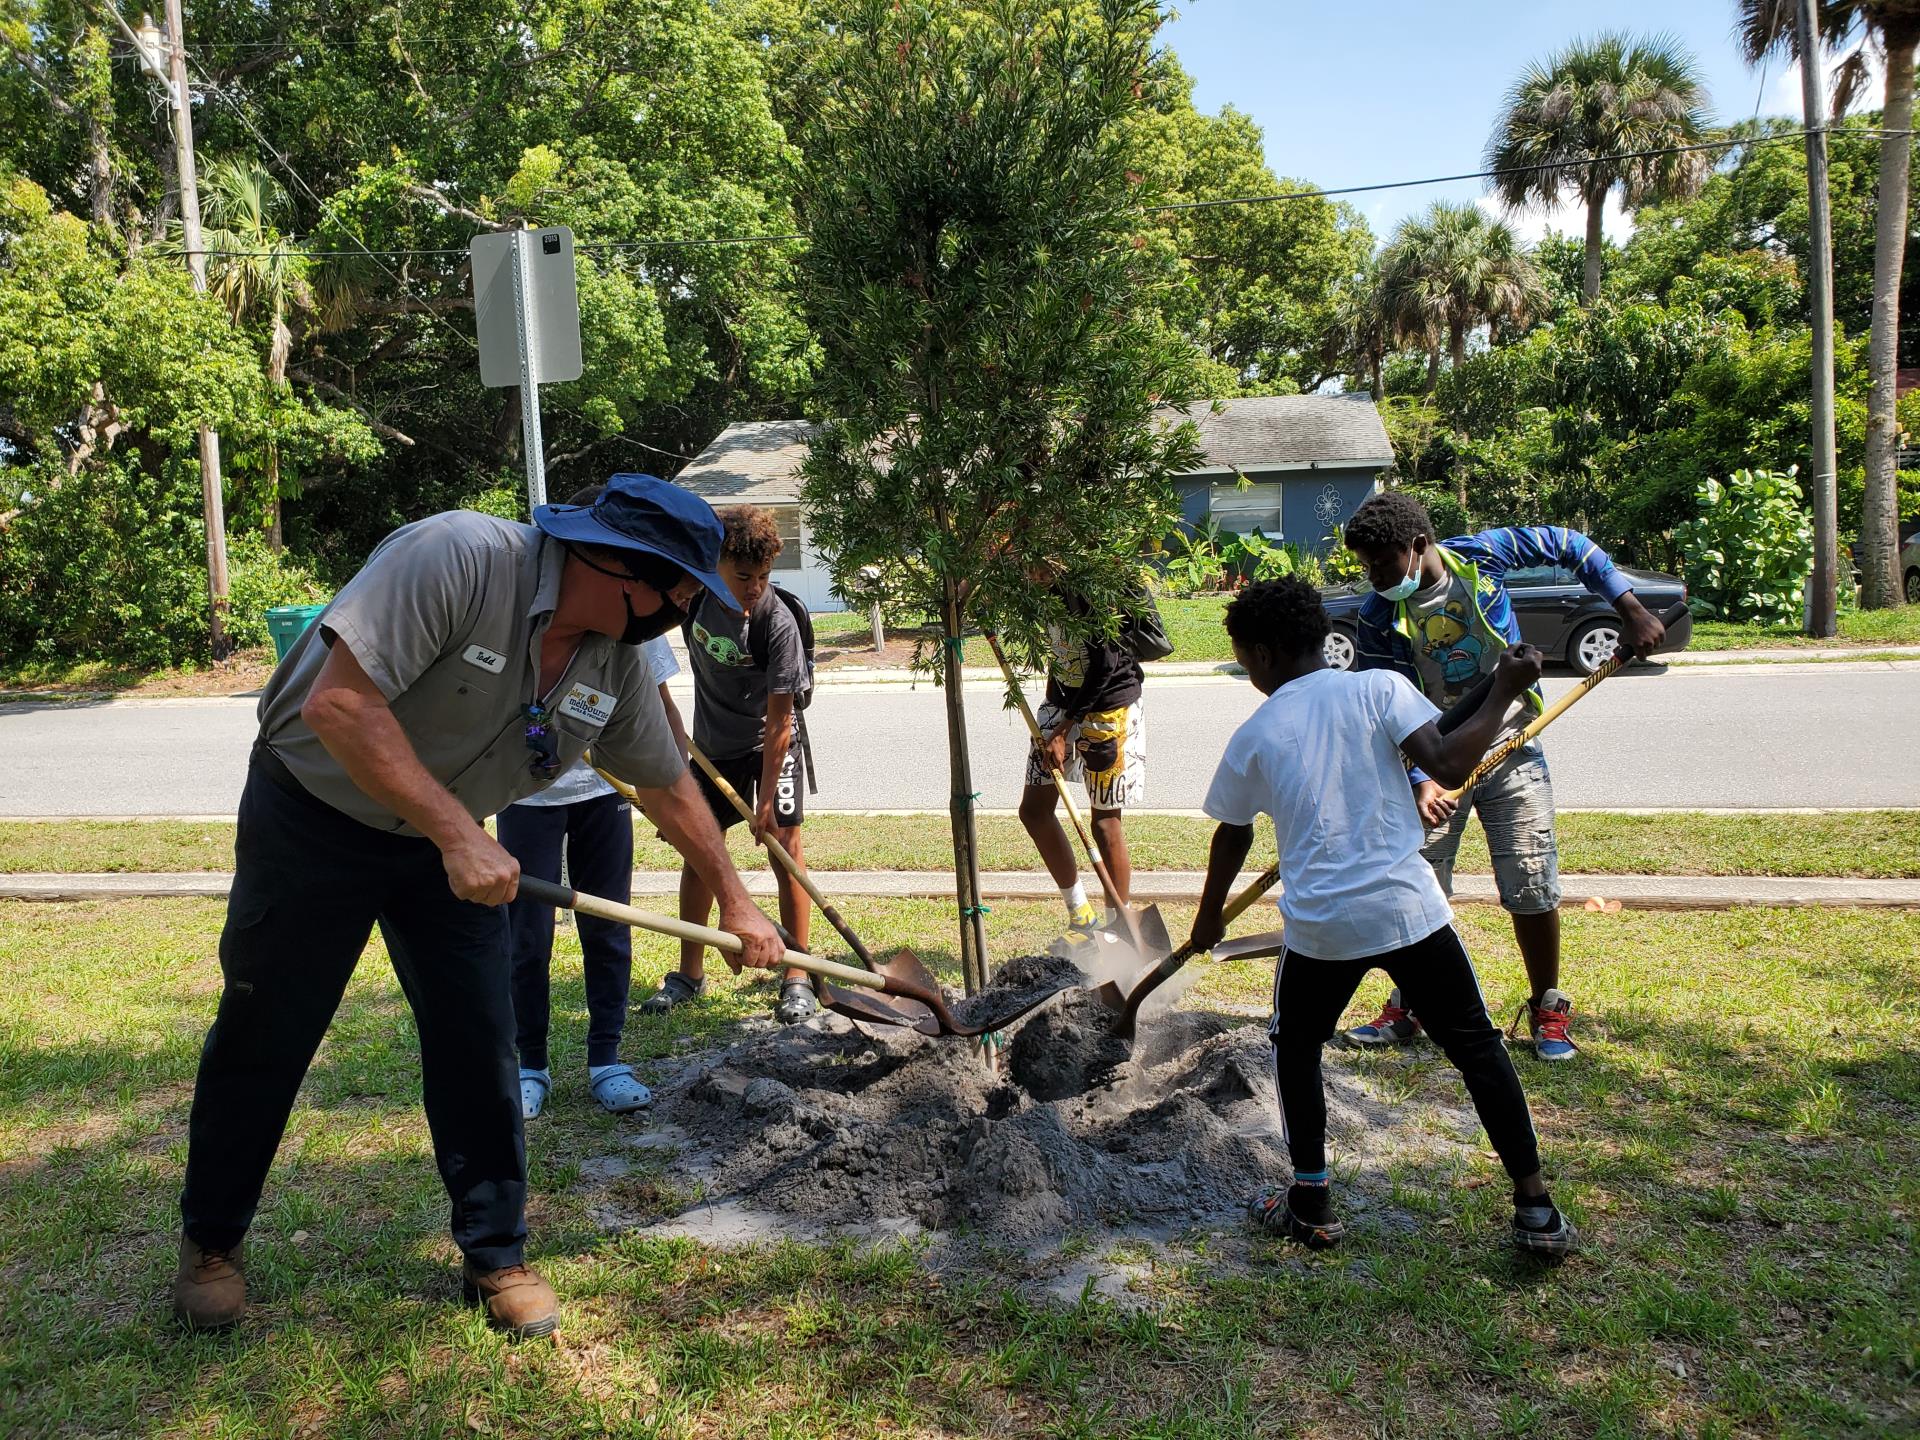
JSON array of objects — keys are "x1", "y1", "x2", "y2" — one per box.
[
  {"x1": 674, "y1": 419, "x2": 816, "y2": 503},
  {"x1": 1172, "y1": 393, "x2": 1393, "y2": 471},
  {"x1": 675, "y1": 395, "x2": 1390, "y2": 499}
]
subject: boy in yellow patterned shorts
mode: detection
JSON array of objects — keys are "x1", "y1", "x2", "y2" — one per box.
[{"x1": 1017, "y1": 590, "x2": 1147, "y2": 947}]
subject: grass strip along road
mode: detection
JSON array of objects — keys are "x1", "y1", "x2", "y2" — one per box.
[
  {"x1": 2, "y1": 896, "x2": 1914, "y2": 1437},
  {"x1": 6, "y1": 810, "x2": 1919, "y2": 879}
]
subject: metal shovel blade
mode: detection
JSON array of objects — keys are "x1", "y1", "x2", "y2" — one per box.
[
  {"x1": 819, "y1": 980, "x2": 940, "y2": 1035},
  {"x1": 1210, "y1": 928, "x2": 1287, "y2": 964},
  {"x1": 1135, "y1": 904, "x2": 1173, "y2": 960}
]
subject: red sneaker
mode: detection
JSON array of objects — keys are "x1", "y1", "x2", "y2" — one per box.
[
  {"x1": 1509, "y1": 988, "x2": 1579, "y2": 1061},
  {"x1": 1345, "y1": 988, "x2": 1423, "y2": 1046}
]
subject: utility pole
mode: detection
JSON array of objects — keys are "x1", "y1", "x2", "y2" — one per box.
[
  {"x1": 1798, "y1": 0, "x2": 1840, "y2": 637},
  {"x1": 124, "y1": 5, "x2": 231, "y2": 657}
]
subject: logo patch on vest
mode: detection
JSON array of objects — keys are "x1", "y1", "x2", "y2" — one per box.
[
  {"x1": 462, "y1": 643, "x2": 508, "y2": 674},
  {"x1": 558, "y1": 682, "x2": 616, "y2": 728}
]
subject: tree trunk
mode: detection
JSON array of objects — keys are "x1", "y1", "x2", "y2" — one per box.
[
  {"x1": 1448, "y1": 319, "x2": 1467, "y2": 373},
  {"x1": 1369, "y1": 353, "x2": 1383, "y2": 403},
  {"x1": 1860, "y1": 37, "x2": 1915, "y2": 609},
  {"x1": 87, "y1": 115, "x2": 113, "y2": 231},
  {"x1": 1423, "y1": 346, "x2": 1441, "y2": 395},
  {"x1": 941, "y1": 578, "x2": 988, "y2": 995},
  {"x1": 1582, "y1": 192, "x2": 1605, "y2": 306}
]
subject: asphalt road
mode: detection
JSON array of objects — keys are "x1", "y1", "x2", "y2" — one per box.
[{"x1": 0, "y1": 662, "x2": 1913, "y2": 816}]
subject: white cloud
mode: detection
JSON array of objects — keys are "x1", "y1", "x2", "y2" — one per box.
[
  {"x1": 1475, "y1": 189, "x2": 1630, "y2": 247},
  {"x1": 1765, "y1": 39, "x2": 1886, "y2": 120}
]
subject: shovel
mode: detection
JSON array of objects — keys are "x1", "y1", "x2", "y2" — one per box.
[
  {"x1": 514, "y1": 876, "x2": 1067, "y2": 1039},
  {"x1": 982, "y1": 631, "x2": 1165, "y2": 959},
  {"x1": 1438, "y1": 598, "x2": 1692, "y2": 801},
  {"x1": 593, "y1": 762, "x2": 938, "y2": 1033},
  {"x1": 1100, "y1": 864, "x2": 1283, "y2": 1040},
  {"x1": 676, "y1": 750, "x2": 984, "y2": 1035}
]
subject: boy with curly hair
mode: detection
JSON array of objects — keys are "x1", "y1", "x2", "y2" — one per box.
[
  {"x1": 1339, "y1": 491, "x2": 1667, "y2": 1060},
  {"x1": 1191, "y1": 577, "x2": 1575, "y2": 1256},
  {"x1": 640, "y1": 504, "x2": 817, "y2": 1024}
]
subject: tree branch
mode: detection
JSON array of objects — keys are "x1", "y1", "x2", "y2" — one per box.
[
  {"x1": 287, "y1": 367, "x2": 416, "y2": 446},
  {"x1": 403, "y1": 184, "x2": 511, "y2": 232}
]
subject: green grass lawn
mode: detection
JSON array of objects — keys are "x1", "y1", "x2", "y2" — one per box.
[
  {"x1": 1, "y1": 896, "x2": 1915, "y2": 1436},
  {"x1": 8, "y1": 810, "x2": 1920, "y2": 880},
  {"x1": 1684, "y1": 608, "x2": 1920, "y2": 651}
]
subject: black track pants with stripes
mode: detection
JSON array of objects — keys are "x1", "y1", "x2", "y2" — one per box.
[{"x1": 1268, "y1": 924, "x2": 1543, "y2": 1181}]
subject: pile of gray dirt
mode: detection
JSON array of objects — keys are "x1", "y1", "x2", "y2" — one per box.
[{"x1": 652, "y1": 954, "x2": 1480, "y2": 1248}]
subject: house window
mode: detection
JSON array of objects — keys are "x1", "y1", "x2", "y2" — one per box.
[
  {"x1": 766, "y1": 504, "x2": 804, "y2": 571},
  {"x1": 1209, "y1": 480, "x2": 1283, "y2": 535}
]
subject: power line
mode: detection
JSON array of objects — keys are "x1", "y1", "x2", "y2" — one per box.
[{"x1": 184, "y1": 123, "x2": 1913, "y2": 260}]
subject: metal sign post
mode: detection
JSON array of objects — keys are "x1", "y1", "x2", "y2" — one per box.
[{"x1": 472, "y1": 227, "x2": 583, "y2": 515}]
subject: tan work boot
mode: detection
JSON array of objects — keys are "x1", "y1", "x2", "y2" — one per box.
[
  {"x1": 173, "y1": 1234, "x2": 246, "y2": 1331},
  {"x1": 461, "y1": 1261, "x2": 558, "y2": 1339}
]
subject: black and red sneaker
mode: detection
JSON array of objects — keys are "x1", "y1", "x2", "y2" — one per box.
[{"x1": 1248, "y1": 1183, "x2": 1345, "y2": 1250}]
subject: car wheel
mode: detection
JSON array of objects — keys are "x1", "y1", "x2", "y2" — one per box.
[
  {"x1": 1906, "y1": 568, "x2": 1920, "y2": 605},
  {"x1": 1323, "y1": 626, "x2": 1357, "y2": 671},
  {"x1": 1569, "y1": 619, "x2": 1621, "y2": 677}
]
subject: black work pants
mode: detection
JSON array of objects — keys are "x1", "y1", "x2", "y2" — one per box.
[
  {"x1": 180, "y1": 758, "x2": 525, "y2": 1270},
  {"x1": 1269, "y1": 924, "x2": 1542, "y2": 1182},
  {"x1": 496, "y1": 792, "x2": 635, "y2": 1071}
]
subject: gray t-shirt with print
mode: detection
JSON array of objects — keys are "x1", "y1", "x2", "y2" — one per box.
[
  {"x1": 685, "y1": 588, "x2": 805, "y2": 759},
  {"x1": 1404, "y1": 570, "x2": 1527, "y2": 744}
]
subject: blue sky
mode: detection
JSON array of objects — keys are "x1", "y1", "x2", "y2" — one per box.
[{"x1": 1160, "y1": 0, "x2": 1872, "y2": 248}]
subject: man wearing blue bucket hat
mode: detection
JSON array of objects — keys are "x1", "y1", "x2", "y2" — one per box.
[{"x1": 174, "y1": 474, "x2": 783, "y2": 1342}]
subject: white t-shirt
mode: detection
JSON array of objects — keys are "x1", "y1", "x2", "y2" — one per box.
[
  {"x1": 1202, "y1": 667, "x2": 1453, "y2": 961},
  {"x1": 516, "y1": 636, "x2": 680, "y2": 808}
]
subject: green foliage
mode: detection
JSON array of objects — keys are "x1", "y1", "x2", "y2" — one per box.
[
  {"x1": 1675, "y1": 468, "x2": 1814, "y2": 628},
  {"x1": 796, "y1": 0, "x2": 1205, "y2": 657},
  {"x1": 1160, "y1": 519, "x2": 1230, "y2": 596},
  {"x1": 222, "y1": 534, "x2": 330, "y2": 650},
  {"x1": 1223, "y1": 529, "x2": 1325, "y2": 587}
]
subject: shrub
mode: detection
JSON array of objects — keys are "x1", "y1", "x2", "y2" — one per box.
[
  {"x1": 1675, "y1": 468, "x2": 1812, "y2": 628},
  {"x1": 224, "y1": 533, "x2": 331, "y2": 650}
]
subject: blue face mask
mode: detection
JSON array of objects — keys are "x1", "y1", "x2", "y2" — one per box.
[{"x1": 1376, "y1": 548, "x2": 1422, "y2": 602}]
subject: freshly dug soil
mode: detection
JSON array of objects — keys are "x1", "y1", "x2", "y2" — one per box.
[{"x1": 653, "y1": 955, "x2": 1479, "y2": 1247}]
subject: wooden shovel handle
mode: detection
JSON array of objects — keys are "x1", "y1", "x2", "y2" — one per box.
[{"x1": 514, "y1": 875, "x2": 884, "y2": 991}]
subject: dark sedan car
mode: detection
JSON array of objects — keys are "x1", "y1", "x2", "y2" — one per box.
[{"x1": 1318, "y1": 564, "x2": 1694, "y2": 675}]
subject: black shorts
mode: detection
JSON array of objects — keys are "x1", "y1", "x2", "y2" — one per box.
[{"x1": 695, "y1": 747, "x2": 805, "y2": 831}]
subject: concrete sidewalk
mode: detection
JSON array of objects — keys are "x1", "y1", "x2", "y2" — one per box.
[{"x1": 7, "y1": 869, "x2": 1918, "y2": 909}]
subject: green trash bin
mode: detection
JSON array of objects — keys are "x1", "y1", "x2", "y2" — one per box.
[{"x1": 265, "y1": 603, "x2": 327, "y2": 662}]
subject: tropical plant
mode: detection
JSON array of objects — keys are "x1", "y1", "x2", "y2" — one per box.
[
  {"x1": 1163, "y1": 518, "x2": 1230, "y2": 595},
  {"x1": 1675, "y1": 467, "x2": 1815, "y2": 626},
  {"x1": 1376, "y1": 202, "x2": 1547, "y2": 393},
  {"x1": 1487, "y1": 32, "x2": 1714, "y2": 304},
  {"x1": 170, "y1": 160, "x2": 313, "y2": 551},
  {"x1": 796, "y1": 0, "x2": 1205, "y2": 992},
  {"x1": 1738, "y1": 0, "x2": 1920, "y2": 609}
]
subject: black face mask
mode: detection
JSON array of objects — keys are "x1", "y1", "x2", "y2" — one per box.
[
  {"x1": 567, "y1": 543, "x2": 693, "y2": 644},
  {"x1": 620, "y1": 588, "x2": 686, "y2": 645}
]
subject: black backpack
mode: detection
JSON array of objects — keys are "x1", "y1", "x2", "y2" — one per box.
[
  {"x1": 747, "y1": 583, "x2": 818, "y2": 790},
  {"x1": 747, "y1": 583, "x2": 816, "y2": 710},
  {"x1": 1119, "y1": 585, "x2": 1174, "y2": 662}
]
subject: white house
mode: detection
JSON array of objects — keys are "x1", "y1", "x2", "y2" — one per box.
[{"x1": 672, "y1": 419, "x2": 842, "y2": 610}]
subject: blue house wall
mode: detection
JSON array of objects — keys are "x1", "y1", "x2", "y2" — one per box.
[{"x1": 1171, "y1": 464, "x2": 1383, "y2": 553}]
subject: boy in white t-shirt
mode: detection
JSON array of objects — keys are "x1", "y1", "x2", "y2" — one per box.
[{"x1": 1192, "y1": 578, "x2": 1576, "y2": 1257}]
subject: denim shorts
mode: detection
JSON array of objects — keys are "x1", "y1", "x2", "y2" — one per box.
[{"x1": 1421, "y1": 742, "x2": 1562, "y2": 915}]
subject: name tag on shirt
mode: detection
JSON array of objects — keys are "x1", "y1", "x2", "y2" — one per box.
[
  {"x1": 558, "y1": 682, "x2": 617, "y2": 728},
  {"x1": 463, "y1": 643, "x2": 508, "y2": 674}
]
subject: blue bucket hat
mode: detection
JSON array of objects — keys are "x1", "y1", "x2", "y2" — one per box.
[{"x1": 534, "y1": 474, "x2": 736, "y2": 613}]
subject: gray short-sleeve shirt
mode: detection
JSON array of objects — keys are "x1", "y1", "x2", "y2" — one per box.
[{"x1": 256, "y1": 511, "x2": 685, "y2": 833}]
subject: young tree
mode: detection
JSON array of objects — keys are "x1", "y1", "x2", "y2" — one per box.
[
  {"x1": 1487, "y1": 32, "x2": 1714, "y2": 306},
  {"x1": 796, "y1": 0, "x2": 1203, "y2": 992},
  {"x1": 1739, "y1": 0, "x2": 1918, "y2": 609}
]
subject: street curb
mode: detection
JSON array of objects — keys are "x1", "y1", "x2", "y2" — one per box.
[{"x1": 6, "y1": 869, "x2": 1917, "y2": 909}]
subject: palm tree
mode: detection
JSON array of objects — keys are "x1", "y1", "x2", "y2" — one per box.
[
  {"x1": 1487, "y1": 33, "x2": 1713, "y2": 305},
  {"x1": 1320, "y1": 262, "x2": 1390, "y2": 400},
  {"x1": 1376, "y1": 202, "x2": 1547, "y2": 395},
  {"x1": 168, "y1": 160, "x2": 312, "y2": 550},
  {"x1": 1740, "y1": 0, "x2": 1918, "y2": 610}
]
